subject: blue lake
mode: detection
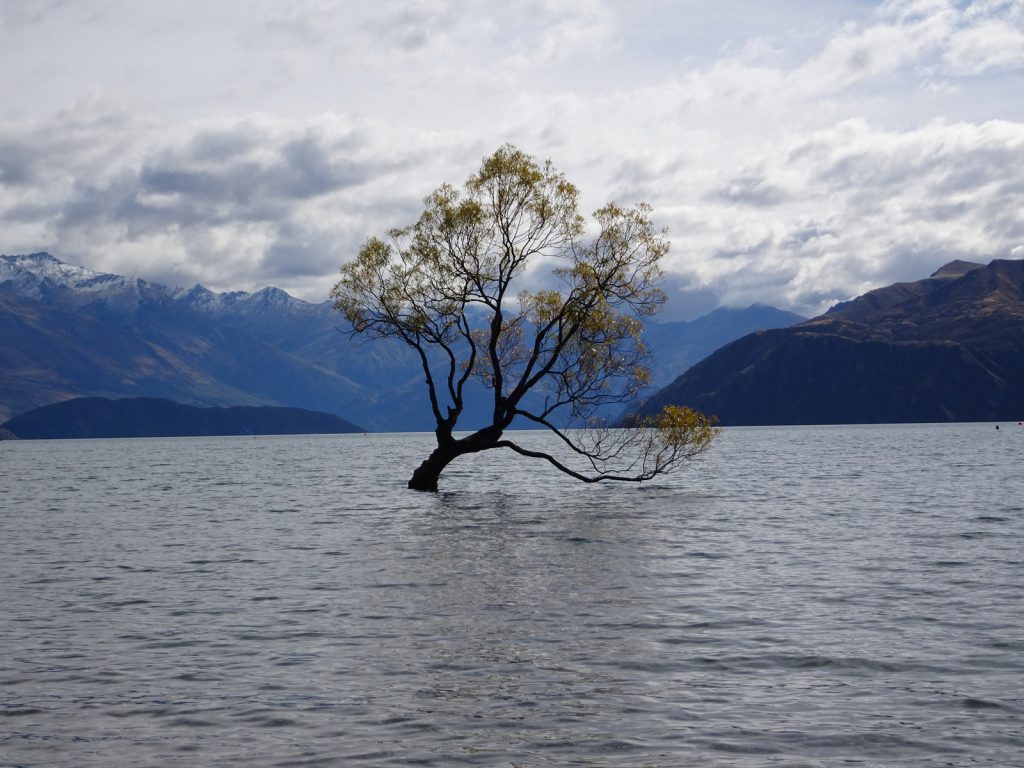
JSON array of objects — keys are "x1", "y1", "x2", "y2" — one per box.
[{"x1": 1, "y1": 424, "x2": 1022, "y2": 766}]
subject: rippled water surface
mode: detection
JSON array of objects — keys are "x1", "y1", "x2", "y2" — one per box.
[{"x1": 2, "y1": 424, "x2": 1023, "y2": 766}]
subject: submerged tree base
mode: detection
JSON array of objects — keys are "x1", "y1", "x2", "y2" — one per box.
[
  {"x1": 407, "y1": 451, "x2": 451, "y2": 491},
  {"x1": 407, "y1": 428, "x2": 503, "y2": 491},
  {"x1": 408, "y1": 476, "x2": 439, "y2": 492}
]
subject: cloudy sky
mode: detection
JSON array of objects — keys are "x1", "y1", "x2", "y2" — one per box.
[{"x1": 1, "y1": 0, "x2": 1022, "y2": 317}]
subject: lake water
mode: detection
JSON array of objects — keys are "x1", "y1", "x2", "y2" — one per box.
[{"x1": 1, "y1": 424, "x2": 1022, "y2": 767}]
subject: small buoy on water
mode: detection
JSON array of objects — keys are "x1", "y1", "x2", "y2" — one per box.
[{"x1": 996, "y1": 424, "x2": 1000, "y2": 430}]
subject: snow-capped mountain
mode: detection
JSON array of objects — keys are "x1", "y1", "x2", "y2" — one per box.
[
  {"x1": 1, "y1": 251, "x2": 101, "y2": 287},
  {"x1": 0, "y1": 252, "x2": 145, "y2": 301},
  {"x1": 1, "y1": 251, "x2": 315, "y2": 318}
]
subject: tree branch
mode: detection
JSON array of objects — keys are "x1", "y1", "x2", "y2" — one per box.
[{"x1": 494, "y1": 440, "x2": 655, "y2": 483}]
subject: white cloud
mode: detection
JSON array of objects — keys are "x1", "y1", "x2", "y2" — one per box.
[
  {"x1": 945, "y1": 19, "x2": 1024, "y2": 73},
  {"x1": 694, "y1": 118, "x2": 1024, "y2": 313}
]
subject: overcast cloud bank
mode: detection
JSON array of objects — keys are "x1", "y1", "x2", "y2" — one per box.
[{"x1": 1, "y1": 0, "x2": 1022, "y2": 316}]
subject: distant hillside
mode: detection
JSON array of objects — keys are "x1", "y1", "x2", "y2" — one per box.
[
  {"x1": 2, "y1": 397, "x2": 363, "y2": 439},
  {"x1": 641, "y1": 305, "x2": 805, "y2": 386},
  {"x1": 634, "y1": 259, "x2": 1024, "y2": 425}
]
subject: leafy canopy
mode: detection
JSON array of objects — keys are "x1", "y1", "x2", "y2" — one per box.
[{"x1": 332, "y1": 144, "x2": 717, "y2": 488}]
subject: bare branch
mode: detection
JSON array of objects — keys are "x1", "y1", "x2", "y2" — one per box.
[{"x1": 495, "y1": 440, "x2": 659, "y2": 484}]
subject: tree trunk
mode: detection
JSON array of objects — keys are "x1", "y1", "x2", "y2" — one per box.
[
  {"x1": 407, "y1": 444, "x2": 460, "y2": 491},
  {"x1": 407, "y1": 426, "x2": 505, "y2": 491}
]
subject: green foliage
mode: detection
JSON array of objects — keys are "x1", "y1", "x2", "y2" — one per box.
[{"x1": 649, "y1": 405, "x2": 720, "y2": 469}]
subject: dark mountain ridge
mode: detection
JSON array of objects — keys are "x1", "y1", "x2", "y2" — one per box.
[
  {"x1": 2, "y1": 397, "x2": 363, "y2": 439},
  {"x1": 636, "y1": 259, "x2": 1024, "y2": 425}
]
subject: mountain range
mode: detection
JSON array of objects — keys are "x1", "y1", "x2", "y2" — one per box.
[
  {"x1": 0, "y1": 253, "x2": 803, "y2": 430},
  {"x1": 636, "y1": 259, "x2": 1024, "y2": 425}
]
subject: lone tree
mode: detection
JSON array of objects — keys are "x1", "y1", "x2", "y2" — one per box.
[{"x1": 333, "y1": 145, "x2": 717, "y2": 491}]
